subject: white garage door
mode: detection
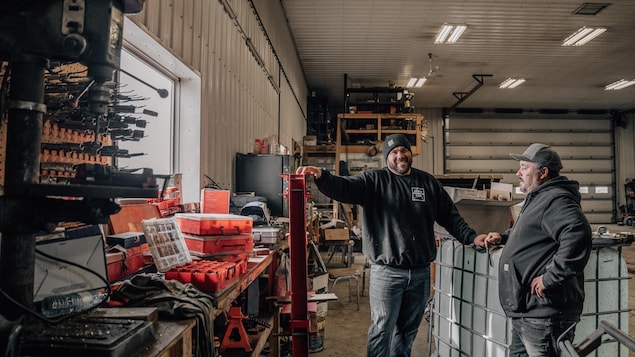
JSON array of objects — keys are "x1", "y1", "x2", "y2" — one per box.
[{"x1": 444, "y1": 113, "x2": 615, "y2": 224}]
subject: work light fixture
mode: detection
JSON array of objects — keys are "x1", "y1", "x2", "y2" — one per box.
[
  {"x1": 434, "y1": 24, "x2": 467, "y2": 44},
  {"x1": 605, "y1": 79, "x2": 635, "y2": 91},
  {"x1": 499, "y1": 78, "x2": 526, "y2": 89},
  {"x1": 562, "y1": 26, "x2": 607, "y2": 46},
  {"x1": 407, "y1": 77, "x2": 427, "y2": 88}
]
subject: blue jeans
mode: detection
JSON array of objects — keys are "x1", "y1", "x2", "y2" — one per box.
[
  {"x1": 510, "y1": 317, "x2": 578, "y2": 357},
  {"x1": 367, "y1": 264, "x2": 430, "y2": 357}
]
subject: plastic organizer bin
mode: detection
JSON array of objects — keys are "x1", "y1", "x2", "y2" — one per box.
[
  {"x1": 183, "y1": 233, "x2": 254, "y2": 255},
  {"x1": 175, "y1": 213, "x2": 253, "y2": 236},
  {"x1": 187, "y1": 252, "x2": 250, "y2": 275},
  {"x1": 164, "y1": 260, "x2": 238, "y2": 293},
  {"x1": 140, "y1": 217, "x2": 192, "y2": 272}
]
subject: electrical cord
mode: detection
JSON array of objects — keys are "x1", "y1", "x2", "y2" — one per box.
[
  {"x1": 0, "y1": 246, "x2": 112, "y2": 325},
  {"x1": 204, "y1": 174, "x2": 224, "y2": 189}
]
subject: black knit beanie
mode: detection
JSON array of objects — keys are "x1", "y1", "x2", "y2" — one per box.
[{"x1": 382, "y1": 134, "x2": 411, "y2": 162}]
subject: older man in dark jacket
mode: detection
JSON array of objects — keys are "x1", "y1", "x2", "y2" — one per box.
[{"x1": 475, "y1": 143, "x2": 592, "y2": 357}]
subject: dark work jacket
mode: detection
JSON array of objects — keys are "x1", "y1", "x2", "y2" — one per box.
[
  {"x1": 314, "y1": 167, "x2": 476, "y2": 268},
  {"x1": 498, "y1": 176, "x2": 592, "y2": 319}
]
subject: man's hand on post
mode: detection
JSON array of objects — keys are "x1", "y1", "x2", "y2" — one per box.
[{"x1": 296, "y1": 166, "x2": 322, "y2": 179}]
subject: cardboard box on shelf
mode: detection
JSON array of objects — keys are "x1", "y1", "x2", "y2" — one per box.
[
  {"x1": 304, "y1": 135, "x2": 317, "y2": 146},
  {"x1": 487, "y1": 182, "x2": 513, "y2": 201},
  {"x1": 444, "y1": 186, "x2": 488, "y2": 202},
  {"x1": 323, "y1": 228, "x2": 350, "y2": 241},
  {"x1": 309, "y1": 272, "x2": 329, "y2": 294}
]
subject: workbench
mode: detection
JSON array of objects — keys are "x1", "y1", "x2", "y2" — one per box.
[
  {"x1": 214, "y1": 240, "x2": 288, "y2": 357},
  {"x1": 140, "y1": 319, "x2": 197, "y2": 357}
]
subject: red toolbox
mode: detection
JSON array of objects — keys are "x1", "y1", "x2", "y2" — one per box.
[
  {"x1": 175, "y1": 213, "x2": 253, "y2": 236},
  {"x1": 106, "y1": 243, "x2": 151, "y2": 281},
  {"x1": 208, "y1": 252, "x2": 250, "y2": 275},
  {"x1": 187, "y1": 252, "x2": 250, "y2": 275},
  {"x1": 164, "y1": 260, "x2": 238, "y2": 293},
  {"x1": 183, "y1": 233, "x2": 254, "y2": 255}
]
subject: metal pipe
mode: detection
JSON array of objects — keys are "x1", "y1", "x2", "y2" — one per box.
[
  {"x1": 446, "y1": 74, "x2": 493, "y2": 113},
  {"x1": 1, "y1": 53, "x2": 48, "y2": 317}
]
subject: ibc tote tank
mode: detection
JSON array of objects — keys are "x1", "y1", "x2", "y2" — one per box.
[{"x1": 432, "y1": 238, "x2": 630, "y2": 357}]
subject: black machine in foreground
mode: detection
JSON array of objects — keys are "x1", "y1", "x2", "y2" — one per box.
[{"x1": 0, "y1": 1, "x2": 160, "y2": 355}]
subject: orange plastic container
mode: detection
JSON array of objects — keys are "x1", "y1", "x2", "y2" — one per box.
[
  {"x1": 164, "y1": 260, "x2": 238, "y2": 293},
  {"x1": 175, "y1": 213, "x2": 253, "y2": 235},
  {"x1": 183, "y1": 233, "x2": 254, "y2": 255},
  {"x1": 210, "y1": 253, "x2": 250, "y2": 275}
]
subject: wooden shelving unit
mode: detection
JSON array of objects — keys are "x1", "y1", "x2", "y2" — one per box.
[
  {"x1": 335, "y1": 113, "x2": 423, "y2": 160},
  {"x1": 329, "y1": 113, "x2": 424, "y2": 222}
]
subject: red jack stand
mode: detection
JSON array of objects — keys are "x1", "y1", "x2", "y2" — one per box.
[{"x1": 220, "y1": 306, "x2": 252, "y2": 352}]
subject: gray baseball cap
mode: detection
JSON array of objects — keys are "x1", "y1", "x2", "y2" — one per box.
[{"x1": 509, "y1": 143, "x2": 563, "y2": 173}]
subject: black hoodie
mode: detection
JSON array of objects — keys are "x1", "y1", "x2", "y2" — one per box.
[
  {"x1": 498, "y1": 176, "x2": 592, "y2": 319},
  {"x1": 314, "y1": 167, "x2": 476, "y2": 268}
]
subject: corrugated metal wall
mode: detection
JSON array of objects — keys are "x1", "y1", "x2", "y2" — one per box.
[
  {"x1": 128, "y1": 0, "x2": 307, "y2": 190},
  {"x1": 124, "y1": 2, "x2": 635, "y2": 223},
  {"x1": 411, "y1": 108, "x2": 444, "y2": 174}
]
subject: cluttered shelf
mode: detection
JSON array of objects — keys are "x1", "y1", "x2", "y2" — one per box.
[
  {"x1": 213, "y1": 240, "x2": 287, "y2": 317},
  {"x1": 213, "y1": 239, "x2": 288, "y2": 357},
  {"x1": 105, "y1": 206, "x2": 290, "y2": 357}
]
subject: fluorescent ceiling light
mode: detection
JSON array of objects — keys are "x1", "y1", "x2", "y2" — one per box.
[
  {"x1": 562, "y1": 26, "x2": 607, "y2": 46},
  {"x1": 499, "y1": 78, "x2": 526, "y2": 89},
  {"x1": 435, "y1": 24, "x2": 467, "y2": 44},
  {"x1": 605, "y1": 79, "x2": 635, "y2": 90},
  {"x1": 415, "y1": 77, "x2": 427, "y2": 87},
  {"x1": 407, "y1": 77, "x2": 427, "y2": 88}
]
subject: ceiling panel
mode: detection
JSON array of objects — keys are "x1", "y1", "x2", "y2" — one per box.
[{"x1": 281, "y1": 0, "x2": 635, "y2": 112}]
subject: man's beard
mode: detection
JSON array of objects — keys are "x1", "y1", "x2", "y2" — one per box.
[{"x1": 388, "y1": 158, "x2": 411, "y2": 175}]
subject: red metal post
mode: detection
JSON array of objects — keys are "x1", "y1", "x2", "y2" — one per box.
[{"x1": 284, "y1": 173, "x2": 309, "y2": 357}]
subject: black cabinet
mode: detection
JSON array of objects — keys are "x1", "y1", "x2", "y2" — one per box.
[
  {"x1": 307, "y1": 94, "x2": 333, "y2": 144},
  {"x1": 235, "y1": 154, "x2": 290, "y2": 217}
]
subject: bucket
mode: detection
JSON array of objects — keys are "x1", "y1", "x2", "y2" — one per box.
[{"x1": 309, "y1": 316, "x2": 326, "y2": 353}]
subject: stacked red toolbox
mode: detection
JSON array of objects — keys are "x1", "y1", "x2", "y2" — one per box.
[
  {"x1": 182, "y1": 234, "x2": 254, "y2": 256},
  {"x1": 106, "y1": 232, "x2": 151, "y2": 281},
  {"x1": 173, "y1": 213, "x2": 254, "y2": 292},
  {"x1": 174, "y1": 213, "x2": 253, "y2": 236},
  {"x1": 106, "y1": 244, "x2": 151, "y2": 282}
]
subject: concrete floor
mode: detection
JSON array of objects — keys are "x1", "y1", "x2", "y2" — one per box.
[{"x1": 309, "y1": 224, "x2": 635, "y2": 357}]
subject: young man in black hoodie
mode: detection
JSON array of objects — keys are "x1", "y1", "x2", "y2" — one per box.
[
  {"x1": 475, "y1": 143, "x2": 592, "y2": 357},
  {"x1": 297, "y1": 134, "x2": 485, "y2": 357}
]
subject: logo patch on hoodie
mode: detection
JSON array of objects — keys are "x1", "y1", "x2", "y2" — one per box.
[{"x1": 412, "y1": 187, "x2": 425, "y2": 202}]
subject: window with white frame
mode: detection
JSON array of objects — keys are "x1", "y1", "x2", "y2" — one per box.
[{"x1": 120, "y1": 18, "x2": 201, "y2": 203}]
